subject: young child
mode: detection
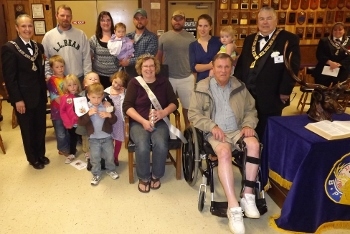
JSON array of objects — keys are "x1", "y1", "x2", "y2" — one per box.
[
  {"x1": 209, "y1": 26, "x2": 239, "y2": 76},
  {"x1": 46, "y1": 55, "x2": 70, "y2": 157},
  {"x1": 76, "y1": 72, "x2": 101, "y2": 161},
  {"x1": 60, "y1": 74, "x2": 82, "y2": 164},
  {"x1": 78, "y1": 83, "x2": 119, "y2": 186},
  {"x1": 107, "y1": 22, "x2": 134, "y2": 61},
  {"x1": 105, "y1": 71, "x2": 129, "y2": 166}
]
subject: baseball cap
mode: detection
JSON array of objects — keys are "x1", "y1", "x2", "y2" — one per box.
[
  {"x1": 134, "y1": 8, "x2": 147, "y2": 18},
  {"x1": 172, "y1": 10, "x2": 185, "y2": 18}
]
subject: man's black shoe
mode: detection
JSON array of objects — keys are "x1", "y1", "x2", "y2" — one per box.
[
  {"x1": 38, "y1": 156, "x2": 50, "y2": 165},
  {"x1": 30, "y1": 161, "x2": 45, "y2": 169}
]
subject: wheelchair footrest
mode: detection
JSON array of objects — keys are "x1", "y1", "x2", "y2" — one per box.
[
  {"x1": 210, "y1": 201, "x2": 228, "y2": 218},
  {"x1": 210, "y1": 198, "x2": 268, "y2": 218}
]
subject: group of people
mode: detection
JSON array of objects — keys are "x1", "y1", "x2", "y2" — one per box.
[{"x1": 2, "y1": 3, "x2": 349, "y2": 234}]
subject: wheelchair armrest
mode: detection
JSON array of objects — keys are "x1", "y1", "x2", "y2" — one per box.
[{"x1": 171, "y1": 109, "x2": 181, "y2": 129}]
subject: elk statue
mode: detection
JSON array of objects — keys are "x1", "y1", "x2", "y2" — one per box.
[{"x1": 284, "y1": 41, "x2": 350, "y2": 122}]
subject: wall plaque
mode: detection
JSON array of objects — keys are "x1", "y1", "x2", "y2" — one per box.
[
  {"x1": 310, "y1": 0, "x2": 319, "y2": 9},
  {"x1": 335, "y1": 11, "x2": 344, "y2": 22},
  {"x1": 297, "y1": 11, "x2": 306, "y2": 25},
  {"x1": 328, "y1": 0, "x2": 337, "y2": 9},
  {"x1": 338, "y1": 0, "x2": 346, "y2": 9},
  {"x1": 307, "y1": 12, "x2": 315, "y2": 24},
  {"x1": 320, "y1": 0, "x2": 330, "y2": 8},
  {"x1": 324, "y1": 27, "x2": 332, "y2": 37},
  {"x1": 250, "y1": 11, "x2": 258, "y2": 24},
  {"x1": 326, "y1": 11, "x2": 335, "y2": 23},
  {"x1": 241, "y1": 0, "x2": 249, "y2": 9},
  {"x1": 278, "y1": 12, "x2": 287, "y2": 25},
  {"x1": 316, "y1": 11, "x2": 325, "y2": 23},
  {"x1": 272, "y1": 0, "x2": 280, "y2": 9},
  {"x1": 239, "y1": 27, "x2": 248, "y2": 39},
  {"x1": 296, "y1": 27, "x2": 304, "y2": 39},
  {"x1": 281, "y1": 0, "x2": 291, "y2": 9},
  {"x1": 287, "y1": 12, "x2": 297, "y2": 24},
  {"x1": 345, "y1": 11, "x2": 350, "y2": 22},
  {"x1": 305, "y1": 27, "x2": 314, "y2": 39},
  {"x1": 300, "y1": 0, "x2": 310, "y2": 9},
  {"x1": 231, "y1": 0, "x2": 240, "y2": 9},
  {"x1": 240, "y1": 12, "x2": 249, "y2": 25},
  {"x1": 220, "y1": 0, "x2": 229, "y2": 9},
  {"x1": 231, "y1": 12, "x2": 239, "y2": 25},
  {"x1": 251, "y1": 0, "x2": 259, "y2": 9},
  {"x1": 315, "y1": 27, "x2": 323, "y2": 38}
]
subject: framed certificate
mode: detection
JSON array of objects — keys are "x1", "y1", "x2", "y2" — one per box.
[
  {"x1": 34, "y1": 20, "x2": 46, "y2": 35},
  {"x1": 31, "y1": 4, "x2": 44, "y2": 19}
]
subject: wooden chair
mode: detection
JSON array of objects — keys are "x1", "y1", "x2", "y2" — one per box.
[
  {"x1": 296, "y1": 67, "x2": 315, "y2": 114},
  {"x1": 124, "y1": 110, "x2": 182, "y2": 184}
]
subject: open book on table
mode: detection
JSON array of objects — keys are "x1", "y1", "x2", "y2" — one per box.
[{"x1": 305, "y1": 120, "x2": 350, "y2": 140}]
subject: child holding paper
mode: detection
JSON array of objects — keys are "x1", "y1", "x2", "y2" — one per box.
[{"x1": 60, "y1": 74, "x2": 82, "y2": 164}]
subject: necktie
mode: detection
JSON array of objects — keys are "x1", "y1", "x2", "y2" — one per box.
[{"x1": 258, "y1": 35, "x2": 269, "y2": 41}]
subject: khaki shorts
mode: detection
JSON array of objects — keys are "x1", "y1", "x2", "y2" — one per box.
[
  {"x1": 207, "y1": 130, "x2": 242, "y2": 152},
  {"x1": 169, "y1": 74, "x2": 195, "y2": 109}
]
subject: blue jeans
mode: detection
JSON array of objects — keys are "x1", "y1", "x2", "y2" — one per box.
[
  {"x1": 130, "y1": 121, "x2": 169, "y2": 181},
  {"x1": 89, "y1": 136, "x2": 115, "y2": 176},
  {"x1": 52, "y1": 119, "x2": 70, "y2": 154}
]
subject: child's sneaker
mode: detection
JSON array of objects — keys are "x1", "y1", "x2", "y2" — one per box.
[
  {"x1": 65, "y1": 154, "x2": 75, "y2": 164},
  {"x1": 91, "y1": 175, "x2": 101, "y2": 185},
  {"x1": 106, "y1": 171, "x2": 119, "y2": 180}
]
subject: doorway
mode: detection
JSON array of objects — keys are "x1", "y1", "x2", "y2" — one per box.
[{"x1": 167, "y1": 1, "x2": 215, "y2": 37}]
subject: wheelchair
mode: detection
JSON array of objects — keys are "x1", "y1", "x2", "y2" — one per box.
[{"x1": 182, "y1": 126, "x2": 268, "y2": 217}]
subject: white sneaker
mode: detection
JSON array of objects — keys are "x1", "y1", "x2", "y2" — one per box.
[
  {"x1": 65, "y1": 154, "x2": 75, "y2": 164},
  {"x1": 91, "y1": 175, "x2": 101, "y2": 185},
  {"x1": 240, "y1": 194, "x2": 260, "y2": 218},
  {"x1": 106, "y1": 171, "x2": 119, "y2": 180},
  {"x1": 227, "y1": 207, "x2": 245, "y2": 234}
]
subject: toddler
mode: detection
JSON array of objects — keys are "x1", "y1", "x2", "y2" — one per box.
[
  {"x1": 105, "y1": 71, "x2": 129, "y2": 166},
  {"x1": 47, "y1": 55, "x2": 70, "y2": 156},
  {"x1": 107, "y1": 22, "x2": 134, "y2": 60},
  {"x1": 209, "y1": 26, "x2": 239, "y2": 76},
  {"x1": 78, "y1": 83, "x2": 119, "y2": 186},
  {"x1": 60, "y1": 74, "x2": 82, "y2": 164}
]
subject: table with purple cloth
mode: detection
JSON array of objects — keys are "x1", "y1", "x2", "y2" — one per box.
[{"x1": 261, "y1": 114, "x2": 350, "y2": 233}]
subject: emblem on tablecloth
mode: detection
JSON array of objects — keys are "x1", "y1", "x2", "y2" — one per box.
[{"x1": 325, "y1": 153, "x2": 350, "y2": 205}]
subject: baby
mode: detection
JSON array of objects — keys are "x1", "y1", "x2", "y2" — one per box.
[{"x1": 107, "y1": 22, "x2": 134, "y2": 61}]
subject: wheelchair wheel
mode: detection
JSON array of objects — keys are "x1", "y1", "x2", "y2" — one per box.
[
  {"x1": 198, "y1": 191, "x2": 205, "y2": 212},
  {"x1": 182, "y1": 126, "x2": 200, "y2": 186}
]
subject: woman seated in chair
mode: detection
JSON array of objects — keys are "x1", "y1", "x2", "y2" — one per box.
[{"x1": 123, "y1": 54, "x2": 179, "y2": 193}]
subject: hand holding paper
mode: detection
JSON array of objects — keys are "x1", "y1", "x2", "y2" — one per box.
[{"x1": 322, "y1": 66, "x2": 340, "y2": 77}]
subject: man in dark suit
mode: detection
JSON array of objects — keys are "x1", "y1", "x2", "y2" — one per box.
[
  {"x1": 1, "y1": 14, "x2": 49, "y2": 169},
  {"x1": 234, "y1": 6, "x2": 300, "y2": 140}
]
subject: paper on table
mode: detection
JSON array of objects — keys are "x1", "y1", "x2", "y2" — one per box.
[
  {"x1": 321, "y1": 66, "x2": 340, "y2": 77},
  {"x1": 73, "y1": 97, "x2": 89, "y2": 117}
]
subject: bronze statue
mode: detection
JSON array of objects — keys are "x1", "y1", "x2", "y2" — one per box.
[{"x1": 284, "y1": 41, "x2": 350, "y2": 122}]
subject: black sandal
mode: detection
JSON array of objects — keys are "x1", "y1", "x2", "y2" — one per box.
[
  {"x1": 150, "y1": 177, "x2": 161, "y2": 190},
  {"x1": 138, "y1": 179, "x2": 150, "y2": 193}
]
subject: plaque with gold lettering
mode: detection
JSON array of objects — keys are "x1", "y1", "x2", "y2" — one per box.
[
  {"x1": 301, "y1": 0, "x2": 310, "y2": 9},
  {"x1": 239, "y1": 27, "x2": 248, "y2": 39},
  {"x1": 281, "y1": 0, "x2": 291, "y2": 9},
  {"x1": 324, "y1": 27, "x2": 331, "y2": 37},
  {"x1": 241, "y1": 0, "x2": 249, "y2": 9},
  {"x1": 316, "y1": 11, "x2": 325, "y2": 23},
  {"x1": 240, "y1": 12, "x2": 249, "y2": 25},
  {"x1": 250, "y1": 11, "x2": 258, "y2": 24},
  {"x1": 305, "y1": 27, "x2": 314, "y2": 39},
  {"x1": 346, "y1": 0, "x2": 350, "y2": 9},
  {"x1": 262, "y1": 0, "x2": 270, "y2": 6},
  {"x1": 296, "y1": 27, "x2": 304, "y2": 39},
  {"x1": 251, "y1": 0, "x2": 259, "y2": 9},
  {"x1": 278, "y1": 12, "x2": 287, "y2": 25},
  {"x1": 220, "y1": 0, "x2": 229, "y2": 9},
  {"x1": 310, "y1": 0, "x2": 319, "y2": 9},
  {"x1": 345, "y1": 11, "x2": 350, "y2": 22},
  {"x1": 291, "y1": 0, "x2": 300, "y2": 10},
  {"x1": 249, "y1": 26, "x2": 258, "y2": 35},
  {"x1": 287, "y1": 12, "x2": 297, "y2": 24},
  {"x1": 338, "y1": 0, "x2": 346, "y2": 9},
  {"x1": 220, "y1": 12, "x2": 230, "y2": 25},
  {"x1": 328, "y1": 0, "x2": 337, "y2": 9},
  {"x1": 297, "y1": 11, "x2": 306, "y2": 25},
  {"x1": 272, "y1": 0, "x2": 280, "y2": 9},
  {"x1": 320, "y1": 0, "x2": 330, "y2": 8},
  {"x1": 231, "y1": 12, "x2": 239, "y2": 25},
  {"x1": 231, "y1": 0, "x2": 240, "y2": 9},
  {"x1": 315, "y1": 27, "x2": 323, "y2": 38},
  {"x1": 232, "y1": 28, "x2": 239, "y2": 40},
  {"x1": 307, "y1": 12, "x2": 315, "y2": 24},
  {"x1": 326, "y1": 11, "x2": 335, "y2": 23},
  {"x1": 335, "y1": 11, "x2": 344, "y2": 21}
]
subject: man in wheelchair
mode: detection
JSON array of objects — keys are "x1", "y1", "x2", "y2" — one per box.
[{"x1": 188, "y1": 53, "x2": 260, "y2": 234}]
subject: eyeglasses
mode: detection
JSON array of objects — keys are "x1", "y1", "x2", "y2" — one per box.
[{"x1": 142, "y1": 65, "x2": 155, "y2": 68}]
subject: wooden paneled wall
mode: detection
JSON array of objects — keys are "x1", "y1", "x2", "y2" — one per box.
[{"x1": 0, "y1": 0, "x2": 318, "y2": 66}]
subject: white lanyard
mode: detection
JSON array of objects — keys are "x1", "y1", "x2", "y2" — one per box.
[{"x1": 135, "y1": 76, "x2": 187, "y2": 143}]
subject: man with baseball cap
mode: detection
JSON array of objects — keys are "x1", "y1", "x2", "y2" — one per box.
[
  {"x1": 120, "y1": 8, "x2": 158, "y2": 70},
  {"x1": 157, "y1": 10, "x2": 195, "y2": 128}
]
